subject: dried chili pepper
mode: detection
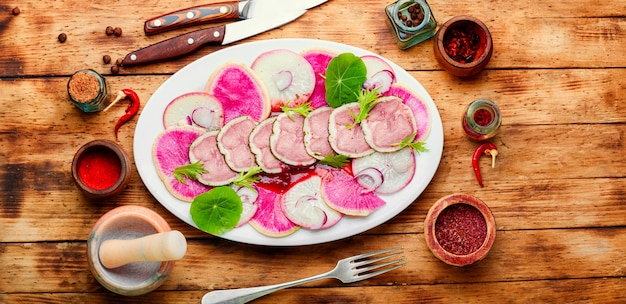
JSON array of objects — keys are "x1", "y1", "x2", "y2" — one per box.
[
  {"x1": 472, "y1": 142, "x2": 498, "y2": 187},
  {"x1": 104, "y1": 89, "x2": 140, "y2": 140}
]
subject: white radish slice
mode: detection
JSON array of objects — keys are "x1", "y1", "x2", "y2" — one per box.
[
  {"x1": 249, "y1": 187, "x2": 300, "y2": 237},
  {"x1": 354, "y1": 167, "x2": 384, "y2": 192},
  {"x1": 351, "y1": 148, "x2": 416, "y2": 194},
  {"x1": 252, "y1": 49, "x2": 316, "y2": 111},
  {"x1": 361, "y1": 96, "x2": 417, "y2": 153},
  {"x1": 232, "y1": 185, "x2": 259, "y2": 227},
  {"x1": 162, "y1": 92, "x2": 224, "y2": 131},
  {"x1": 361, "y1": 55, "x2": 396, "y2": 94},
  {"x1": 363, "y1": 70, "x2": 394, "y2": 93},
  {"x1": 282, "y1": 175, "x2": 342, "y2": 230}
]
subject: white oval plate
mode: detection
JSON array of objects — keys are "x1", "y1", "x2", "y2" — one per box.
[{"x1": 134, "y1": 38, "x2": 444, "y2": 246}]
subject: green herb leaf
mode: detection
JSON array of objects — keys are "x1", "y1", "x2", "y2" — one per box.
[
  {"x1": 319, "y1": 153, "x2": 351, "y2": 168},
  {"x1": 233, "y1": 166, "x2": 263, "y2": 190},
  {"x1": 281, "y1": 102, "x2": 313, "y2": 119},
  {"x1": 190, "y1": 186, "x2": 242, "y2": 235},
  {"x1": 325, "y1": 53, "x2": 367, "y2": 108},
  {"x1": 349, "y1": 88, "x2": 380, "y2": 128},
  {"x1": 395, "y1": 133, "x2": 428, "y2": 153},
  {"x1": 173, "y1": 161, "x2": 208, "y2": 184}
]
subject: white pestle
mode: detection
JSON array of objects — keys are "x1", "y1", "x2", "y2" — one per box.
[{"x1": 99, "y1": 230, "x2": 187, "y2": 269}]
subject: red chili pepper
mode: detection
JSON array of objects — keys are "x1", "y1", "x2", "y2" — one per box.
[
  {"x1": 472, "y1": 142, "x2": 498, "y2": 187},
  {"x1": 104, "y1": 89, "x2": 140, "y2": 140}
]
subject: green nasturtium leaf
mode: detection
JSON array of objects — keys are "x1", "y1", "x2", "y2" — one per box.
[
  {"x1": 190, "y1": 186, "x2": 242, "y2": 235},
  {"x1": 324, "y1": 53, "x2": 367, "y2": 108}
]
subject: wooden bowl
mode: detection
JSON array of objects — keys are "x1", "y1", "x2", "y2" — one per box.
[
  {"x1": 424, "y1": 193, "x2": 496, "y2": 266},
  {"x1": 433, "y1": 16, "x2": 493, "y2": 77},
  {"x1": 71, "y1": 139, "x2": 131, "y2": 199}
]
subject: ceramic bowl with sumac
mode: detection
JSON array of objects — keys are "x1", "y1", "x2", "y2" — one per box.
[
  {"x1": 433, "y1": 16, "x2": 493, "y2": 77},
  {"x1": 424, "y1": 193, "x2": 496, "y2": 266},
  {"x1": 72, "y1": 139, "x2": 132, "y2": 199}
]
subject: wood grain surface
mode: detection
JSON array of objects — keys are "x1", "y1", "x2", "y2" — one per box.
[{"x1": 1, "y1": 0, "x2": 625, "y2": 303}]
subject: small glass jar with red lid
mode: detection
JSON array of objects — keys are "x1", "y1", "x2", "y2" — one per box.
[{"x1": 462, "y1": 99, "x2": 501, "y2": 141}]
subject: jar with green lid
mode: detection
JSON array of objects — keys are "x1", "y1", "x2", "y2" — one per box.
[
  {"x1": 68, "y1": 69, "x2": 109, "y2": 113},
  {"x1": 385, "y1": 0, "x2": 437, "y2": 50},
  {"x1": 462, "y1": 99, "x2": 502, "y2": 141}
]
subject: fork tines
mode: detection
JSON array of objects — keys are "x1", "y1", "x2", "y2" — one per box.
[{"x1": 351, "y1": 247, "x2": 406, "y2": 279}]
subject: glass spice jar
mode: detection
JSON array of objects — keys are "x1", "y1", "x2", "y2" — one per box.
[
  {"x1": 67, "y1": 69, "x2": 109, "y2": 112},
  {"x1": 462, "y1": 99, "x2": 502, "y2": 141},
  {"x1": 385, "y1": 0, "x2": 437, "y2": 50}
]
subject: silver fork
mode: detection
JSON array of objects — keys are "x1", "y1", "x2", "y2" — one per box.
[{"x1": 201, "y1": 247, "x2": 406, "y2": 304}]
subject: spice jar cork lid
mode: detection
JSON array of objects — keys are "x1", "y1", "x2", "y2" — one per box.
[{"x1": 424, "y1": 193, "x2": 496, "y2": 266}]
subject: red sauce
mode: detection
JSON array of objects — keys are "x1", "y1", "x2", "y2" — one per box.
[
  {"x1": 434, "y1": 203, "x2": 487, "y2": 255},
  {"x1": 77, "y1": 148, "x2": 121, "y2": 190},
  {"x1": 256, "y1": 165, "x2": 317, "y2": 194}
]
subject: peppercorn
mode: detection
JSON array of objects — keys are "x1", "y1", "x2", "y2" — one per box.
[
  {"x1": 58, "y1": 33, "x2": 67, "y2": 43},
  {"x1": 111, "y1": 65, "x2": 120, "y2": 74},
  {"x1": 12, "y1": 7, "x2": 20, "y2": 16},
  {"x1": 105, "y1": 26, "x2": 114, "y2": 36},
  {"x1": 113, "y1": 27, "x2": 122, "y2": 37},
  {"x1": 103, "y1": 55, "x2": 111, "y2": 64}
]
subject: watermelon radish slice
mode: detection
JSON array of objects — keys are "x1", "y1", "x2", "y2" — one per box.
[
  {"x1": 303, "y1": 106, "x2": 335, "y2": 160},
  {"x1": 328, "y1": 103, "x2": 374, "y2": 158},
  {"x1": 249, "y1": 186, "x2": 300, "y2": 237},
  {"x1": 270, "y1": 112, "x2": 317, "y2": 167},
  {"x1": 152, "y1": 125, "x2": 210, "y2": 202},
  {"x1": 205, "y1": 63, "x2": 271, "y2": 123},
  {"x1": 216, "y1": 116, "x2": 258, "y2": 172},
  {"x1": 249, "y1": 117, "x2": 285, "y2": 174},
  {"x1": 320, "y1": 169, "x2": 386, "y2": 216},
  {"x1": 362, "y1": 55, "x2": 396, "y2": 94},
  {"x1": 188, "y1": 131, "x2": 238, "y2": 186},
  {"x1": 282, "y1": 174, "x2": 342, "y2": 230},
  {"x1": 232, "y1": 185, "x2": 259, "y2": 227},
  {"x1": 251, "y1": 49, "x2": 316, "y2": 111},
  {"x1": 162, "y1": 92, "x2": 224, "y2": 131},
  {"x1": 351, "y1": 148, "x2": 416, "y2": 194},
  {"x1": 384, "y1": 83, "x2": 431, "y2": 142},
  {"x1": 302, "y1": 48, "x2": 337, "y2": 109},
  {"x1": 361, "y1": 96, "x2": 417, "y2": 152}
]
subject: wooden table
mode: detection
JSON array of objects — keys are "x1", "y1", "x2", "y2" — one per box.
[{"x1": 1, "y1": 0, "x2": 625, "y2": 303}]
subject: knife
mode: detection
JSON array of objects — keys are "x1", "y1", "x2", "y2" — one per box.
[
  {"x1": 144, "y1": 0, "x2": 327, "y2": 35},
  {"x1": 120, "y1": 9, "x2": 306, "y2": 67}
]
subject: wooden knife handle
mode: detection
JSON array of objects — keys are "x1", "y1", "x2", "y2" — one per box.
[
  {"x1": 121, "y1": 25, "x2": 226, "y2": 66},
  {"x1": 144, "y1": 2, "x2": 240, "y2": 35}
]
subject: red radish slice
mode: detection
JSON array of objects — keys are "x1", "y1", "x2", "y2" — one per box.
[
  {"x1": 217, "y1": 116, "x2": 258, "y2": 172},
  {"x1": 189, "y1": 131, "x2": 238, "y2": 186},
  {"x1": 251, "y1": 49, "x2": 316, "y2": 111},
  {"x1": 303, "y1": 106, "x2": 335, "y2": 160},
  {"x1": 320, "y1": 169, "x2": 386, "y2": 216},
  {"x1": 249, "y1": 186, "x2": 300, "y2": 237},
  {"x1": 328, "y1": 103, "x2": 374, "y2": 158},
  {"x1": 232, "y1": 185, "x2": 259, "y2": 227},
  {"x1": 302, "y1": 48, "x2": 337, "y2": 109},
  {"x1": 384, "y1": 84, "x2": 431, "y2": 142},
  {"x1": 361, "y1": 96, "x2": 417, "y2": 152},
  {"x1": 351, "y1": 148, "x2": 416, "y2": 194},
  {"x1": 162, "y1": 92, "x2": 224, "y2": 131},
  {"x1": 270, "y1": 112, "x2": 317, "y2": 167},
  {"x1": 249, "y1": 117, "x2": 285, "y2": 174},
  {"x1": 152, "y1": 125, "x2": 210, "y2": 202},
  {"x1": 282, "y1": 174, "x2": 342, "y2": 230},
  {"x1": 205, "y1": 63, "x2": 271, "y2": 123},
  {"x1": 362, "y1": 55, "x2": 396, "y2": 94}
]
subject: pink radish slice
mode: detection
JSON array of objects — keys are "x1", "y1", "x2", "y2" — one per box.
[
  {"x1": 270, "y1": 112, "x2": 317, "y2": 167},
  {"x1": 361, "y1": 96, "x2": 417, "y2": 152},
  {"x1": 320, "y1": 168, "x2": 386, "y2": 216},
  {"x1": 152, "y1": 125, "x2": 210, "y2": 202},
  {"x1": 205, "y1": 63, "x2": 271, "y2": 123},
  {"x1": 251, "y1": 49, "x2": 316, "y2": 111},
  {"x1": 351, "y1": 148, "x2": 416, "y2": 194},
  {"x1": 217, "y1": 116, "x2": 258, "y2": 172},
  {"x1": 249, "y1": 117, "x2": 285, "y2": 174},
  {"x1": 189, "y1": 131, "x2": 238, "y2": 186},
  {"x1": 162, "y1": 92, "x2": 224, "y2": 130},
  {"x1": 302, "y1": 48, "x2": 337, "y2": 109},
  {"x1": 328, "y1": 103, "x2": 374, "y2": 158},
  {"x1": 384, "y1": 83, "x2": 431, "y2": 142},
  {"x1": 232, "y1": 185, "x2": 259, "y2": 227},
  {"x1": 249, "y1": 186, "x2": 300, "y2": 237},
  {"x1": 361, "y1": 55, "x2": 396, "y2": 94},
  {"x1": 282, "y1": 174, "x2": 342, "y2": 230},
  {"x1": 303, "y1": 106, "x2": 335, "y2": 160}
]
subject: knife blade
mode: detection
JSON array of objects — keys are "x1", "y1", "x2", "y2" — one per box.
[
  {"x1": 144, "y1": 0, "x2": 327, "y2": 35},
  {"x1": 121, "y1": 10, "x2": 306, "y2": 66}
]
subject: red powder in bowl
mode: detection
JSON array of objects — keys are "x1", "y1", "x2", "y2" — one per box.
[
  {"x1": 435, "y1": 203, "x2": 487, "y2": 255},
  {"x1": 77, "y1": 148, "x2": 122, "y2": 190}
]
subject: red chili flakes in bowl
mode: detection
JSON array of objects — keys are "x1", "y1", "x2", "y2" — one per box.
[{"x1": 435, "y1": 203, "x2": 487, "y2": 255}]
